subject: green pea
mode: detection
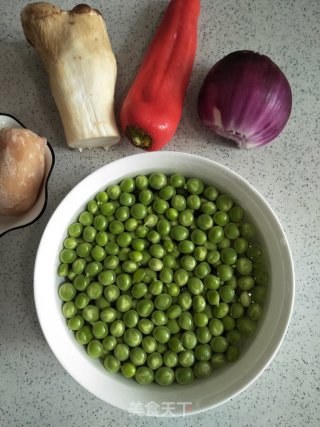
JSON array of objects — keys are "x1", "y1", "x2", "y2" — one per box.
[
  {"x1": 207, "y1": 289, "x2": 220, "y2": 306},
  {"x1": 236, "y1": 317, "x2": 257, "y2": 336},
  {"x1": 130, "y1": 347, "x2": 147, "y2": 366},
  {"x1": 92, "y1": 321, "x2": 108, "y2": 339},
  {"x1": 125, "y1": 217, "x2": 138, "y2": 232},
  {"x1": 211, "y1": 353, "x2": 226, "y2": 368},
  {"x1": 147, "y1": 230, "x2": 161, "y2": 244},
  {"x1": 226, "y1": 329, "x2": 242, "y2": 346},
  {"x1": 204, "y1": 274, "x2": 220, "y2": 290},
  {"x1": 68, "y1": 315, "x2": 84, "y2": 331},
  {"x1": 100, "y1": 201, "x2": 115, "y2": 216},
  {"x1": 239, "y1": 291, "x2": 252, "y2": 307},
  {"x1": 116, "y1": 295, "x2": 132, "y2": 312},
  {"x1": 87, "y1": 340, "x2": 103, "y2": 358},
  {"x1": 201, "y1": 199, "x2": 216, "y2": 214},
  {"x1": 136, "y1": 299, "x2": 154, "y2": 317},
  {"x1": 221, "y1": 315, "x2": 236, "y2": 331},
  {"x1": 163, "y1": 254, "x2": 176, "y2": 269},
  {"x1": 98, "y1": 270, "x2": 115, "y2": 286},
  {"x1": 109, "y1": 220, "x2": 124, "y2": 235},
  {"x1": 240, "y1": 222, "x2": 256, "y2": 239},
  {"x1": 168, "y1": 336, "x2": 184, "y2": 353},
  {"x1": 86, "y1": 282, "x2": 103, "y2": 299},
  {"x1": 193, "y1": 312, "x2": 209, "y2": 328},
  {"x1": 154, "y1": 293, "x2": 172, "y2": 310},
  {"x1": 149, "y1": 172, "x2": 167, "y2": 190},
  {"x1": 178, "y1": 292, "x2": 192, "y2": 310},
  {"x1": 213, "y1": 211, "x2": 229, "y2": 227},
  {"x1": 59, "y1": 249, "x2": 77, "y2": 264},
  {"x1": 104, "y1": 242, "x2": 118, "y2": 256},
  {"x1": 166, "y1": 207, "x2": 179, "y2": 221},
  {"x1": 122, "y1": 260, "x2": 138, "y2": 273},
  {"x1": 213, "y1": 302, "x2": 229, "y2": 319},
  {"x1": 194, "y1": 261, "x2": 211, "y2": 279},
  {"x1": 82, "y1": 305, "x2": 100, "y2": 323},
  {"x1": 179, "y1": 350, "x2": 195, "y2": 367},
  {"x1": 178, "y1": 312, "x2": 193, "y2": 331},
  {"x1": 58, "y1": 263, "x2": 69, "y2": 277},
  {"x1": 175, "y1": 367, "x2": 194, "y2": 384},
  {"x1": 174, "y1": 268, "x2": 189, "y2": 286},
  {"x1": 193, "y1": 295, "x2": 206, "y2": 313},
  {"x1": 191, "y1": 229, "x2": 207, "y2": 245},
  {"x1": 194, "y1": 361, "x2": 213, "y2": 379},
  {"x1": 188, "y1": 277, "x2": 204, "y2": 295},
  {"x1": 169, "y1": 173, "x2": 185, "y2": 188},
  {"x1": 141, "y1": 336, "x2": 157, "y2": 354},
  {"x1": 234, "y1": 237, "x2": 249, "y2": 254},
  {"x1": 121, "y1": 362, "x2": 136, "y2": 378},
  {"x1": 75, "y1": 292, "x2": 89, "y2": 309},
  {"x1": 135, "y1": 366, "x2": 154, "y2": 385},
  {"x1": 153, "y1": 199, "x2": 169, "y2": 214},
  {"x1": 154, "y1": 367, "x2": 174, "y2": 386},
  {"x1": 107, "y1": 184, "x2": 121, "y2": 200},
  {"x1": 216, "y1": 194, "x2": 234, "y2": 212},
  {"x1": 62, "y1": 301, "x2": 77, "y2": 318},
  {"x1": 247, "y1": 303, "x2": 263, "y2": 321},
  {"x1": 224, "y1": 223, "x2": 240, "y2": 240},
  {"x1": 171, "y1": 225, "x2": 189, "y2": 241},
  {"x1": 229, "y1": 205, "x2": 244, "y2": 222},
  {"x1": 76, "y1": 325, "x2": 93, "y2": 344},
  {"x1": 209, "y1": 318, "x2": 224, "y2": 336},
  {"x1": 230, "y1": 303, "x2": 245, "y2": 319},
  {"x1": 219, "y1": 285, "x2": 235, "y2": 303},
  {"x1": 208, "y1": 226, "x2": 224, "y2": 243},
  {"x1": 163, "y1": 350, "x2": 178, "y2": 368},
  {"x1": 197, "y1": 214, "x2": 213, "y2": 231},
  {"x1": 110, "y1": 319, "x2": 125, "y2": 337},
  {"x1": 95, "y1": 191, "x2": 108, "y2": 205},
  {"x1": 100, "y1": 307, "x2": 117, "y2": 323},
  {"x1": 104, "y1": 354, "x2": 120, "y2": 373},
  {"x1": 166, "y1": 318, "x2": 180, "y2": 334},
  {"x1": 151, "y1": 310, "x2": 168, "y2": 326},
  {"x1": 203, "y1": 185, "x2": 218, "y2": 201},
  {"x1": 210, "y1": 336, "x2": 228, "y2": 353},
  {"x1": 102, "y1": 335, "x2": 117, "y2": 351},
  {"x1": 171, "y1": 195, "x2": 187, "y2": 212},
  {"x1": 59, "y1": 283, "x2": 76, "y2": 301},
  {"x1": 254, "y1": 270, "x2": 269, "y2": 286},
  {"x1": 159, "y1": 185, "x2": 176, "y2": 201},
  {"x1": 194, "y1": 246, "x2": 207, "y2": 262},
  {"x1": 247, "y1": 244, "x2": 264, "y2": 262},
  {"x1": 236, "y1": 257, "x2": 253, "y2": 275},
  {"x1": 63, "y1": 237, "x2": 78, "y2": 250},
  {"x1": 217, "y1": 264, "x2": 234, "y2": 281},
  {"x1": 68, "y1": 222, "x2": 83, "y2": 238},
  {"x1": 148, "y1": 280, "x2": 163, "y2": 296},
  {"x1": 135, "y1": 175, "x2": 148, "y2": 190},
  {"x1": 195, "y1": 344, "x2": 212, "y2": 361},
  {"x1": 147, "y1": 352, "x2": 163, "y2": 370},
  {"x1": 226, "y1": 345, "x2": 240, "y2": 362},
  {"x1": 157, "y1": 219, "x2": 171, "y2": 236},
  {"x1": 238, "y1": 276, "x2": 255, "y2": 291},
  {"x1": 187, "y1": 194, "x2": 201, "y2": 210}
]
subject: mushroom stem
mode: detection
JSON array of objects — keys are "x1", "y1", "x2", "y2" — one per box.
[{"x1": 21, "y1": 3, "x2": 120, "y2": 150}]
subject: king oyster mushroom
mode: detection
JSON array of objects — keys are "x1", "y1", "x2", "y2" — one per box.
[{"x1": 21, "y1": 3, "x2": 120, "y2": 150}]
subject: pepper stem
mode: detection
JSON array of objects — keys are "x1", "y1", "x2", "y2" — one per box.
[{"x1": 126, "y1": 126, "x2": 153, "y2": 150}]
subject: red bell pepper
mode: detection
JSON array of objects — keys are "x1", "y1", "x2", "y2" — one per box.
[{"x1": 120, "y1": 0, "x2": 200, "y2": 151}]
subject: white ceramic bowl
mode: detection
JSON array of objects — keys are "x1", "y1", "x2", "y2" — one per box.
[
  {"x1": 0, "y1": 113, "x2": 55, "y2": 237},
  {"x1": 34, "y1": 152, "x2": 294, "y2": 416}
]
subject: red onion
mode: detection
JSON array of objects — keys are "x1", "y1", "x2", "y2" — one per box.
[{"x1": 198, "y1": 50, "x2": 292, "y2": 148}]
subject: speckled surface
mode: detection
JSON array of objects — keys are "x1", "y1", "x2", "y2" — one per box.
[{"x1": 0, "y1": 0, "x2": 319, "y2": 426}]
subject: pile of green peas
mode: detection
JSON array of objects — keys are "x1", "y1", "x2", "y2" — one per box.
[{"x1": 58, "y1": 172, "x2": 268, "y2": 386}]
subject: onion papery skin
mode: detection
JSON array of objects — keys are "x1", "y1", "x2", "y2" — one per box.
[{"x1": 198, "y1": 50, "x2": 292, "y2": 149}]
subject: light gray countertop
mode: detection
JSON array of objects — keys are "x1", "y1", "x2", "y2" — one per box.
[{"x1": 1, "y1": 0, "x2": 319, "y2": 426}]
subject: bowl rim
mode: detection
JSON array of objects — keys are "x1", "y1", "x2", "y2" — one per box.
[
  {"x1": 0, "y1": 112, "x2": 55, "y2": 238},
  {"x1": 34, "y1": 151, "x2": 295, "y2": 416}
]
